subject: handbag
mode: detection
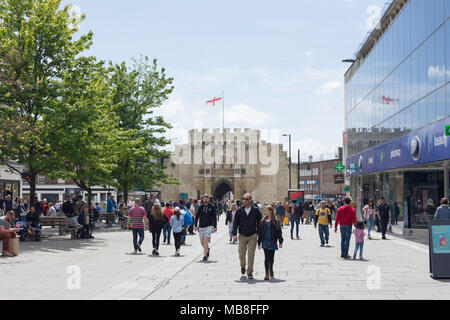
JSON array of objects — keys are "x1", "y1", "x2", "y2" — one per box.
[{"x1": 9, "y1": 237, "x2": 19, "y2": 256}]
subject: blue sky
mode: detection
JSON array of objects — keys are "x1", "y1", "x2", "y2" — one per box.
[{"x1": 63, "y1": 0, "x2": 387, "y2": 161}]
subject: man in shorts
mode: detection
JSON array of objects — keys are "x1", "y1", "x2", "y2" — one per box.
[{"x1": 194, "y1": 194, "x2": 217, "y2": 261}]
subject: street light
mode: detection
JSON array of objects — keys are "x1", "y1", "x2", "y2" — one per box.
[
  {"x1": 308, "y1": 155, "x2": 313, "y2": 201},
  {"x1": 283, "y1": 134, "x2": 292, "y2": 190}
]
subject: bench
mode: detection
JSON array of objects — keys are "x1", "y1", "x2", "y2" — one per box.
[
  {"x1": 40, "y1": 217, "x2": 68, "y2": 236},
  {"x1": 99, "y1": 213, "x2": 116, "y2": 227}
]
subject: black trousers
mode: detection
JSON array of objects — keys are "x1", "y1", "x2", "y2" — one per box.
[
  {"x1": 173, "y1": 232, "x2": 183, "y2": 250},
  {"x1": 263, "y1": 249, "x2": 276, "y2": 273},
  {"x1": 380, "y1": 218, "x2": 389, "y2": 237},
  {"x1": 152, "y1": 229, "x2": 162, "y2": 250}
]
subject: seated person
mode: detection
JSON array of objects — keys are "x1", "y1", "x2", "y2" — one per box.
[
  {"x1": 117, "y1": 203, "x2": 128, "y2": 222},
  {"x1": 89, "y1": 204, "x2": 100, "y2": 223},
  {"x1": 68, "y1": 213, "x2": 83, "y2": 238},
  {"x1": 95, "y1": 202, "x2": 103, "y2": 211},
  {"x1": 0, "y1": 211, "x2": 21, "y2": 256},
  {"x1": 79, "y1": 207, "x2": 94, "y2": 239}
]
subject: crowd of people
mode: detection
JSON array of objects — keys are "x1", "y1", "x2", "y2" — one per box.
[{"x1": 1, "y1": 192, "x2": 450, "y2": 282}]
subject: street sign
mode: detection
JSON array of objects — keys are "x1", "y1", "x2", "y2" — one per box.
[
  {"x1": 343, "y1": 186, "x2": 351, "y2": 192},
  {"x1": 334, "y1": 174, "x2": 345, "y2": 184},
  {"x1": 445, "y1": 125, "x2": 450, "y2": 137},
  {"x1": 334, "y1": 162, "x2": 345, "y2": 173}
]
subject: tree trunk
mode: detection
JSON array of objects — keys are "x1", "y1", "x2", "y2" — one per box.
[
  {"x1": 29, "y1": 174, "x2": 37, "y2": 210},
  {"x1": 87, "y1": 188, "x2": 93, "y2": 207}
]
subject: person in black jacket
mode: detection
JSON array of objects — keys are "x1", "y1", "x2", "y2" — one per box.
[
  {"x1": 232, "y1": 193, "x2": 262, "y2": 280},
  {"x1": 62, "y1": 195, "x2": 75, "y2": 218},
  {"x1": 258, "y1": 206, "x2": 283, "y2": 280},
  {"x1": 194, "y1": 194, "x2": 217, "y2": 261},
  {"x1": 148, "y1": 204, "x2": 166, "y2": 256}
]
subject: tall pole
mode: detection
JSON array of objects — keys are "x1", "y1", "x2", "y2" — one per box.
[
  {"x1": 222, "y1": 91, "x2": 225, "y2": 132},
  {"x1": 289, "y1": 134, "x2": 292, "y2": 190},
  {"x1": 297, "y1": 149, "x2": 300, "y2": 190}
]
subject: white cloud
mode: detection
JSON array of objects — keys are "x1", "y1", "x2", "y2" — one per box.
[
  {"x1": 314, "y1": 81, "x2": 342, "y2": 95},
  {"x1": 224, "y1": 104, "x2": 271, "y2": 127}
]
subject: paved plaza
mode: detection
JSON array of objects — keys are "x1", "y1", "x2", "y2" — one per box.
[{"x1": 2, "y1": 221, "x2": 449, "y2": 300}]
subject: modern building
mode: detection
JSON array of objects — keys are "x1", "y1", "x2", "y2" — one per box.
[{"x1": 344, "y1": 0, "x2": 449, "y2": 232}]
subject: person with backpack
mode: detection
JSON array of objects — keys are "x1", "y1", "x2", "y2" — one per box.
[
  {"x1": 315, "y1": 201, "x2": 333, "y2": 247},
  {"x1": 148, "y1": 204, "x2": 165, "y2": 256},
  {"x1": 181, "y1": 206, "x2": 193, "y2": 245},
  {"x1": 170, "y1": 207, "x2": 185, "y2": 256}
]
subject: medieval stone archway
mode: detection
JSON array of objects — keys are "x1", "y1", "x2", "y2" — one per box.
[{"x1": 214, "y1": 181, "x2": 233, "y2": 201}]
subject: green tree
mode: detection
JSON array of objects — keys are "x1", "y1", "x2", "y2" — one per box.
[
  {"x1": 108, "y1": 56, "x2": 177, "y2": 203},
  {"x1": 0, "y1": 0, "x2": 93, "y2": 207},
  {"x1": 51, "y1": 59, "x2": 119, "y2": 206}
]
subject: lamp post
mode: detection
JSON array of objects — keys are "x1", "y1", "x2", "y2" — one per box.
[
  {"x1": 283, "y1": 134, "x2": 292, "y2": 190},
  {"x1": 308, "y1": 155, "x2": 313, "y2": 201}
]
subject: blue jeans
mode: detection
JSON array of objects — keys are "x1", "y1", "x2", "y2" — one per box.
[
  {"x1": 318, "y1": 224, "x2": 329, "y2": 244},
  {"x1": 132, "y1": 228, "x2": 144, "y2": 251},
  {"x1": 354, "y1": 241, "x2": 364, "y2": 258},
  {"x1": 163, "y1": 223, "x2": 172, "y2": 243},
  {"x1": 290, "y1": 217, "x2": 299, "y2": 237},
  {"x1": 340, "y1": 225, "x2": 352, "y2": 257},
  {"x1": 366, "y1": 216, "x2": 373, "y2": 237}
]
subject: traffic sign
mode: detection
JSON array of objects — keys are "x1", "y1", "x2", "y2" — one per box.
[
  {"x1": 334, "y1": 162, "x2": 345, "y2": 173},
  {"x1": 344, "y1": 186, "x2": 351, "y2": 192},
  {"x1": 445, "y1": 125, "x2": 450, "y2": 137},
  {"x1": 334, "y1": 174, "x2": 345, "y2": 184}
]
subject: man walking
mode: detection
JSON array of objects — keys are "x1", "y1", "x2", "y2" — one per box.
[
  {"x1": 232, "y1": 193, "x2": 262, "y2": 280},
  {"x1": 315, "y1": 201, "x2": 333, "y2": 247},
  {"x1": 127, "y1": 198, "x2": 148, "y2": 253},
  {"x1": 289, "y1": 201, "x2": 300, "y2": 239},
  {"x1": 334, "y1": 197, "x2": 356, "y2": 259},
  {"x1": 377, "y1": 197, "x2": 391, "y2": 240},
  {"x1": 194, "y1": 194, "x2": 217, "y2": 261}
]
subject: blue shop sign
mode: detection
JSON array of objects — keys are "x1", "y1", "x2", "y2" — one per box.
[{"x1": 346, "y1": 117, "x2": 450, "y2": 176}]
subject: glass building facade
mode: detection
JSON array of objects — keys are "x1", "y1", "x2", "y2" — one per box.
[{"x1": 344, "y1": 0, "x2": 450, "y2": 230}]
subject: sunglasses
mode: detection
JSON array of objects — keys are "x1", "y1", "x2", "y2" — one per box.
[{"x1": 243, "y1": 198, "x2": 250, "y2": 201}]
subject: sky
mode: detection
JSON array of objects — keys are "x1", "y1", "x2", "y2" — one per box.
[{"x1": 63, "y1": 0, "x2": 388, "y2": 162}]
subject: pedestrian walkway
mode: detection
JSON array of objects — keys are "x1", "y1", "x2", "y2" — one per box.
[{"x1": 2, "y1": 223, "x2": 449, "y2": 300}]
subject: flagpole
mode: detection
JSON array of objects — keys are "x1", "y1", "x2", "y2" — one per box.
[{"x1": 222, "y1": 91, "x2": 225, "y2": 132}]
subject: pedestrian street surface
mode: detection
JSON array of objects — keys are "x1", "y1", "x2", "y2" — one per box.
[{"x1": 2, "y1": 220, "x2": 450, "y2": 300}]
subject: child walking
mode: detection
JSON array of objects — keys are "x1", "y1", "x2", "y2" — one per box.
[{"x1": 353, "y1": 221, "x2": 365, "y2": 260}]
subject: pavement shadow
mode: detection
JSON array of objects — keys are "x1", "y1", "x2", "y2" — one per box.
[
  {"x1": 196, "y1": 260, "x2": 218, "y2": 264},
  {"x1": 18, "y1": 237, "x2": 106, "y2": 254}
]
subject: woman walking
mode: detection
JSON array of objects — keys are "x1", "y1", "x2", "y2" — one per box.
[
  {"x1": 225, "y1": 203, "x2": 237, "y2": 243},
  {"x1": 148, "y1": 204, "x2": 166, "y2": 256},
  {"x1": 257, "y1": 206, "x2": 283, "y2": 280},
  {"x1": 170, "y1": 207, "x2": 185, "y2": 256},
  {"x1": 363, "y1": 200, "x2": 379, "y2": 240}
]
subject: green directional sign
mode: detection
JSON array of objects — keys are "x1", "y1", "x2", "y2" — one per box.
[
  {"x1": 344, "y1": 186, "x2": 351, "y2": 192},
  {"x1": 445, "y1": 125, "x2": 450, "y2": 137},
  {"x1": 334, "y1": 162, "x2": 345, "y2": 173}
]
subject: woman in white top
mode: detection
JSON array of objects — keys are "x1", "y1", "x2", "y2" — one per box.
[
  {"x1": 225, "y1": 204, "x2": 237, "y2": 243},
  {"x1": 362, "y1": 199, "x2": 380, "y2": 240}
]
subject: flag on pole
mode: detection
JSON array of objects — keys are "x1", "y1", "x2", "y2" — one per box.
[
  {"x1": 205, "y1": 93, "x2": 225, "y2": 131},
  {"x1": 205, "y1": 96, "x2": 223, "y2": 107}
]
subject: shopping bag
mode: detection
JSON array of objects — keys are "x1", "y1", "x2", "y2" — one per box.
[{"x1": 9, "y1": 237, "x2": 19, "y2": 256}]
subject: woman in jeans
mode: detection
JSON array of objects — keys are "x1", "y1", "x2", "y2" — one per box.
[
  {"x1": 257, "y1": 206, "x2": 283, "y2": 280},
  {"x1": 362, "y1": 199, "x2": 380, "y2": 240},
  {"x1": 170, "y1": 207, "x2": 185, "y2": 256},
  {"x1": 148, "y1": 204, "x2": 166, "y2": 256}
]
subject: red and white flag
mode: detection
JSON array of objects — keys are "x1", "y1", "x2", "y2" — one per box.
[{"x1": 205, "y1": 95, "x2": 223, "y2": 107}]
